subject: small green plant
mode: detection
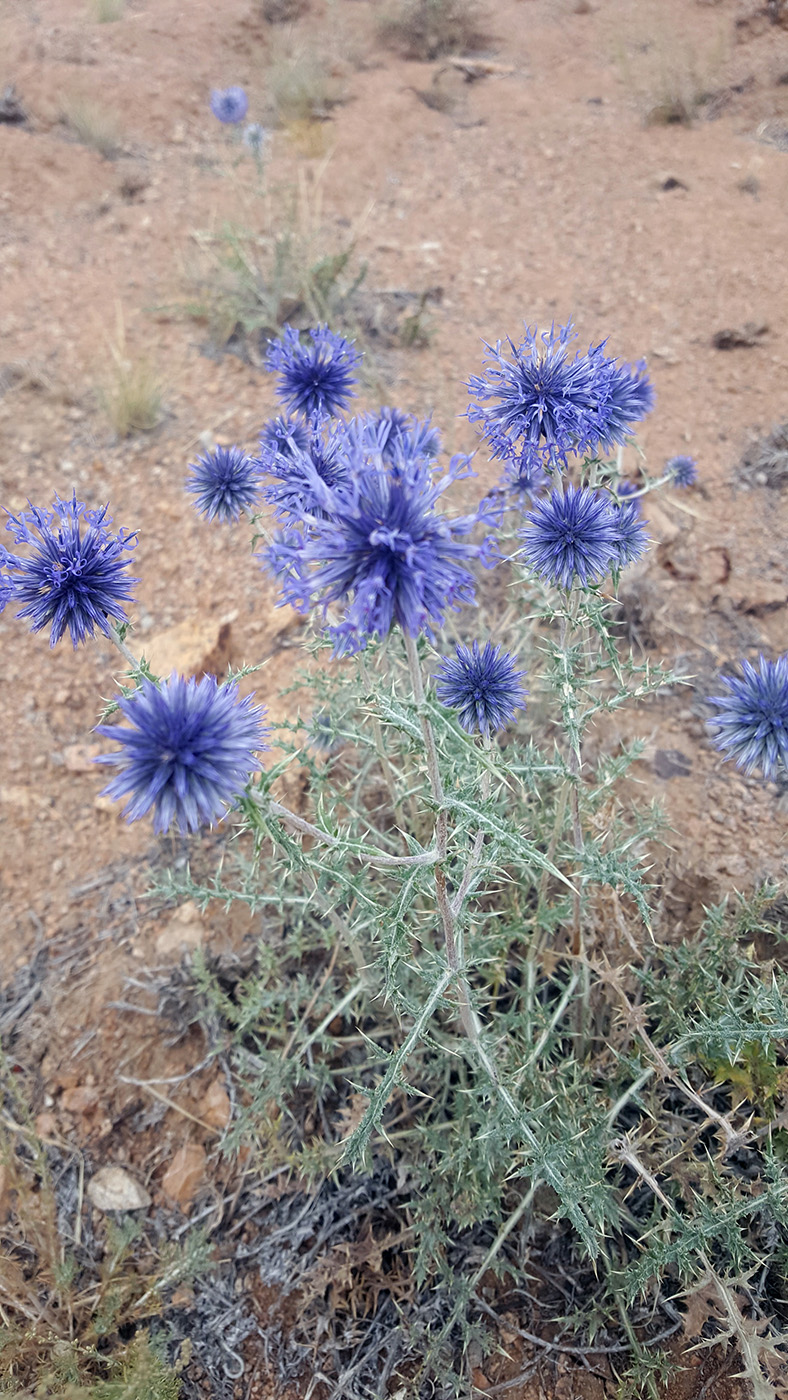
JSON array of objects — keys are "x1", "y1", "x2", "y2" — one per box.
[
  {"x1": 62, "y1": 96, "x2": 123, "y2": 158},
  {"x1": 0, "y1": 1052, "x2": 209, "y2": 1395},
  {"x1": 90, "y1": 0, "x2": 125, "y2": 21},
  {"x1": 186, "y1": 163, "x2": 369, "y2": 349},
  {"x1": 377, "y1": 0, "x2": 489, "y2": 61}
]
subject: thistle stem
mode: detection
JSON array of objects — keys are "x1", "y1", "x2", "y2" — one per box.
[
  {"x1": 108, "y1": 621, "x2": 141, "y2": 671},
  {"x1": 403, "y1": 632, "x2": 497, "y2": 1081}
]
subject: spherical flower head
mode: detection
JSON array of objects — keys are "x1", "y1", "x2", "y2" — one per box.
[
  {"x1": 367, "y1": 408, "x2": 441, "y2": 467},
  {"x1": 467, "y1": 321, "x2": 654, "y2": 470},
  {"x1": 707, "y1": 655, "x2": 788, "y2": 780},
  {"x1": 260, "y1": 415, "x2": 312, "y2": 461},
  {"x1": 502, "y1": 445, "x2": 548, "y2": 505},
  {"x1": 521, "y1": 484, "x2": 619, "y2": 590},
  {"x1": 666, "y1": 454, "x2": 698, "y2": 488},
  {"x1": 261, "y1": 448, "x2": 495, "y2": 655},
  {"x1": 260, "y1": 424, "x2": 350, "y2": 523},
  {"x1": 265, "y1": 324, "x2": 361, "y2": 420},
  {"x1": 243, "y1": 122, "x2": 269, "y2": 155},
  {"x1": 95, "y1": 673, "x2": 269, "y2": 834},
  {"x1": 210, "y1": 86, "x2": 249, "y2": 124},
  {"x1": 598, "y1": 359, "x2": 655, "y2": 445},
  {"x1": 0, "y1": 494, "x2": 138, "y2": 648},
  {"x1": 615, "y1": 478, "x2": 641, "y2": 506},
  {"x1": 186, "y1": 445, "x2": 259, "y2": 523},
  {"x1": 609, "y1": 498, "x2": 649, "y2": 571},
  {"x1": 436, "y1": 641, "x2": 526, "y2": 736}
]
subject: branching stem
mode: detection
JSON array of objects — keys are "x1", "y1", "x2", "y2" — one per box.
[{"x1": 403, "y1": 633, "x2": 498, "y2": 1082}]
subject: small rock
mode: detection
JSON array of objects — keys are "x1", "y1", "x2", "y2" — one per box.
[
  {"x1": 63, "y1": 743, "x2": 103, "y2": 774},
  {"x1": 156, "y1": 901, "x2": 206, "y2": 955},
  {"x1": 87, "y1": 1165, "x2": 151, "y2": 1213},
  {"x1": 161, "y1": 1143, "x2": 206, "y2": 1208},
  {"x1": 35, "y1": 1112, "x2": 58, "y2": 1139},
  {"x1": 61, "y1": 1085, "x2": 99, "y2": 1115},
  {"x1": 142, "y1": 617, "x2": 235, "y2": 680},
  {"x1": 171, "y1": 1284, "x2": 195, "y2": 1307},
  {"x1": 200, "y1": 1080, "x2": 231, "y2": 1130},
  {"x1": 653, "y1": 749, "x2": 692, "y2": 780},
  {"x1": 712, "y1": 321, "x2": 768, "y2": 350},
  {"x1": 0, "y1": 86, "x2": 27, "y2": 125}
]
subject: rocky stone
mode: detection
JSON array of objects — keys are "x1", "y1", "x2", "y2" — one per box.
[
  {"x1": 200, "y1": 1080, "x2": 232, "y2": 1130},
  {"x1": 62, "y1": 743, "x2": 103, "y2": 774},
  {"x1": 87, "y1": 1165, "x2": 151, "y2": 1213},
  {"x1": 34, "y1": 1112, "x2": 58, "y2": 1139},
  {"x1": 161, "y1": 1143, "x2": 206, "y2": 1208},
  {"x1": 61, "y1": 1084, "x2": 99, "y2": 1115},
  {"x1": 142, "y1": 617, "x2": 236, "y2": 681},
  {"x1": 156, "y1": 901, "x2": 207, "y2": 955}
]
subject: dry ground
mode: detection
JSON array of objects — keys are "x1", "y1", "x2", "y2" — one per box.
[{"x1": 1, "y1": 0, "x2": 788, "y2": 1394}]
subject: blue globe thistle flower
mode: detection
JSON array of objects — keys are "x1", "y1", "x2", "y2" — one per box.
[
  {"x1": 209, "y1": 86, "x2": 249, "y2": 124},
  {"x1": 503, "y1": 446, "x2": 548, "y2": 505},
  {"x1": 262, "y1": 449, "x2": 495, "y2": 656},
  {"x1": 187, "y1": 445, "x2": 260, "y2": 522},
  {"x1": 366, "y1": 408, "x2": 441, "y2": 467},
  {"x1": 242, "y1": 122, "x2": 269, "y2": 155},
  {"x1": 260, "y1": 425, "x2": 350, "y2": 522},
  {"x1": 609, "y1": 498, "x2": 649, "y2": 571},
  {"x1": 598, "y1": 359, "x2": 655, "y2": 444},
  {"x1": 666, "y1": 454, "x2": 698, "y2": 488},
  {"x1": 467, "y1": 321, "x2": 654, "y2": 470},
  {"x1": 0, "y1": 494, "x2": 138, "y2": 648},
  {"x1": 259, "y1": 415, "x2": 312, "y2": 460},
  {"x1": 265, "y1": 324, "x2": 361, "y2": 420},
  {"x1": 95, "y1": 672, "x2": 269, "y2": 834},
  {"x1": 436, "y1": 641, "x2": 526, "y2": 736},
  {"x1": 614, "y1": 478, "x2": 641, "y2": 506},
  {"x1": 707, "y1": 655, "x2": 788, "y2": 780},
  {"x1": 521, "y1": 484, "x2": 619, "y2": 591}
]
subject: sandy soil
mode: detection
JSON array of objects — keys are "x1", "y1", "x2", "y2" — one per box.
[{"x1": 1, "y1": 0, "x2": 788, "y2": 1394}]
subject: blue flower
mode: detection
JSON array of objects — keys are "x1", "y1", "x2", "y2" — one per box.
[
  {"x1": 707, "y1": 655, "x2": 788, "y2": 780},
  {"x1": 503, "y1": 446, "x2": 548, "y2": 505},
  {"x1": 609, "y1": 498, "x2": 649, "y2": 570},
  {"x1": 436, "y1": 641, "x2": 526, "y2": 736},
  {"x1": 598, "y1": 360, "x2": 655, "y2": 445},
  {"x1": 260, "y1": 425, "x2": 350, "y2": 522},
  {"x1": 521, "y1": 484, "x2": 619, "y2": 590},
  {"x1": 265, "y1": 324, "x2": 361, "y2": 420},
  {"x1": 467, "y1": 321, "x2": 654, "y2": 470},
  {"x1": 0, "y1": 494, "x2": 138, "y2": 648},
  {"x1": 187, "y1": 446, "x2": 260, "y2": 522},
  {"x1": 666, "y1": 454, "x2": 698, "y2": 488},
  {"x1": 259, "y1": 415, "x2": 312, "y2": 465},
  {"x1": 365, "y1": 408, "x2": 441, "y2": 467},
  {"x1": 614, "y1": 478, "x2": 642, "y2": 506},
  {"x1": 210, "y1": 87, "x2": 249, "y2": 124},
  {"x1": 243, "y1": 122, "x2": 269, "y2": 155},
  {"x1": 95, "y1": 673, "x2": 269, "y2": 834},
  {"x1": 262, "y1": 449, "x2": 494, "y2": 655}
]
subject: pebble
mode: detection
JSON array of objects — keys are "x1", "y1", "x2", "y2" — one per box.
[
  {"x1": 87, "y1": 1165, "x2": 151, "y2": 1213},
  {"x1": 161, "y1": 1143, "x2": 206, "y2": 1209}
]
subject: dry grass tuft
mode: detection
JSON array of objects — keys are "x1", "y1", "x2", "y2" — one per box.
[
  {"x1": 738, "y1": 422, "x2": 788, "y2": 490},
  {"x1": 268, "y1": 43, "x2": 346, "y2": 125},
  {"x1": 261, "y1": 0, "x2": 310, "y2": 21},
  {"x1": 62, "y1": 95, "x2": 123, "y2": 157},
  {"x1": 99, "y1": 312, "x2": 163, "y2": 438},
  {"x1": 377, "y1": 0, "x2": 490, "y2": 61}
]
